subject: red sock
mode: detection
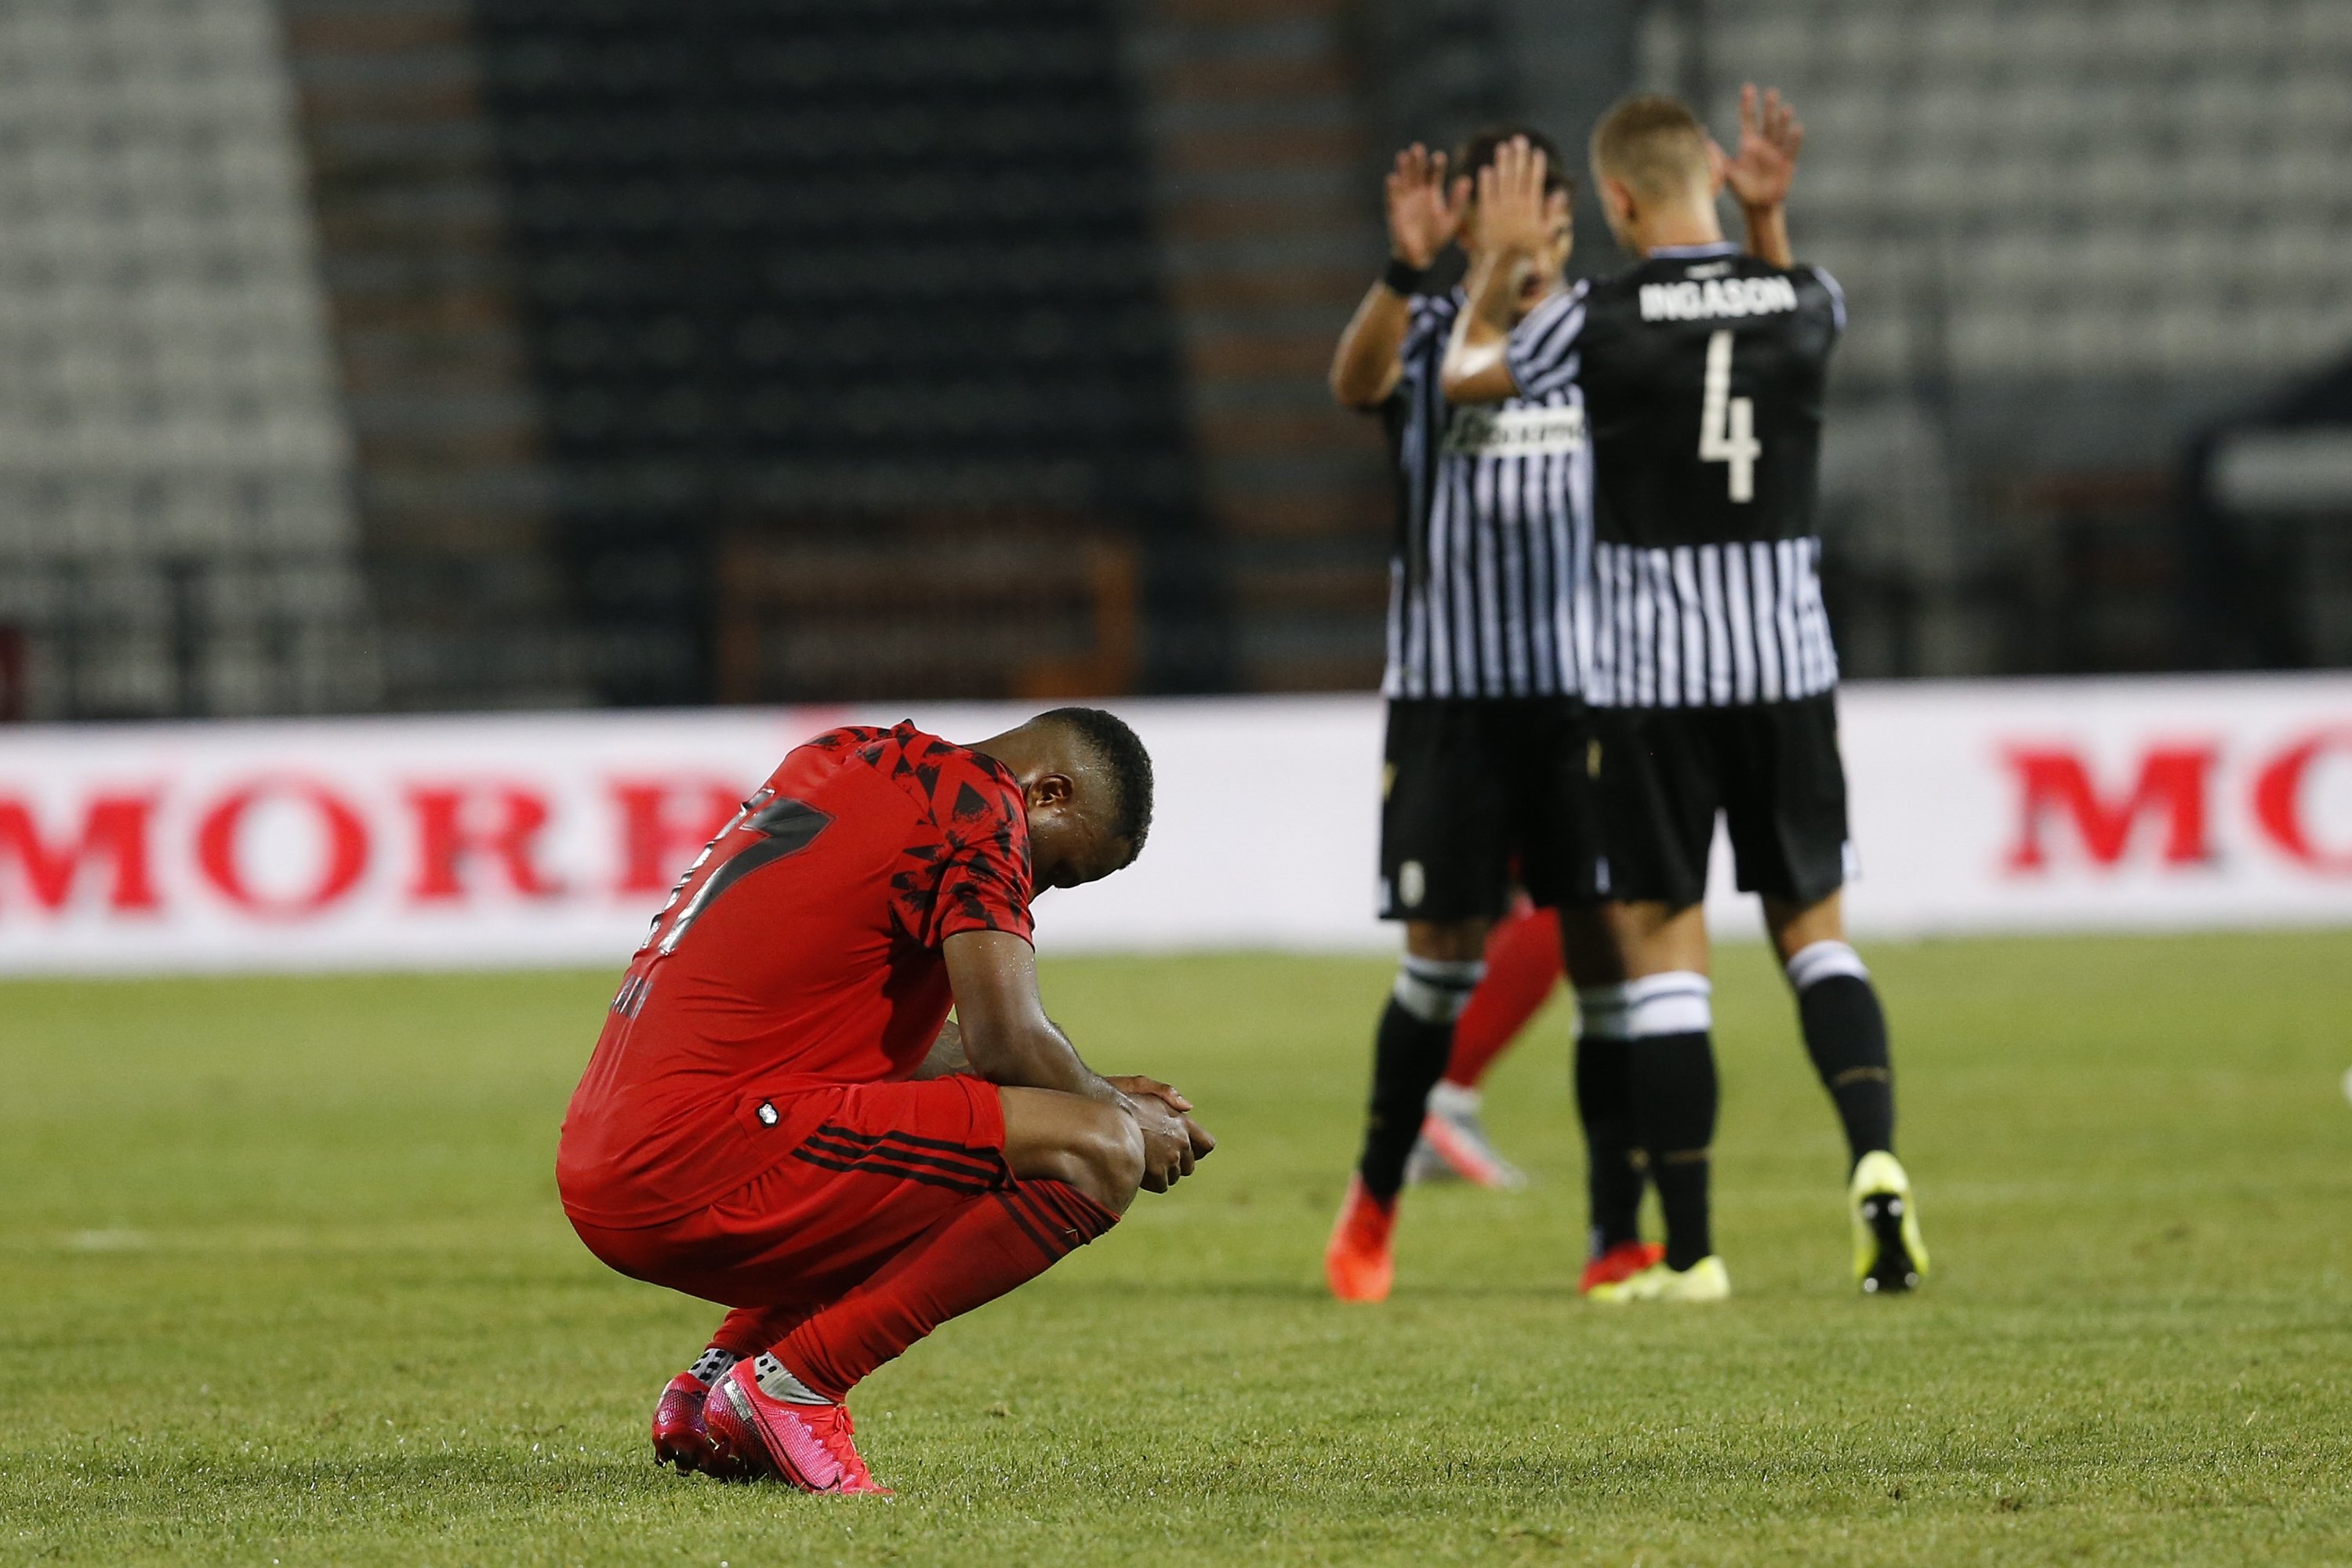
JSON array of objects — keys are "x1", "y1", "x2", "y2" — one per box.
[
  {"x1": 777, "y1": 1179, "x2": 1119, "y2": 1401},
  {"x1": 707, "y1": 1303, "x2": 812, "y2": 1363},
  {"x1": 1443, "y1": 903, "x2": 1564, "y2": 1089}
]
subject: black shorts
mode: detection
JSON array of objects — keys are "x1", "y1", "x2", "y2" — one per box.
[
  {"x1": 1589, "y1": 693, "x2": 1853, "y2": 909},
  {"x1": 1378, "y1": 699, "x2": 1603, "y2": 922}
]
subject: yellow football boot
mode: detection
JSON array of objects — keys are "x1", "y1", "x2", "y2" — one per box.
[
  {"x1": 1850, "y1": 1150, "x2": 1928, "y2": 1294},
  {"x1": 1586, "y1": 1254, "x2": 1731, "y2": 1303}
]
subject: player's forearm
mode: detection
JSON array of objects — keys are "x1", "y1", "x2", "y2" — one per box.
[
  {"x1": 964, "y1": 1018, "x2": 1120, "y2": 1105},
  {"x1": 942, "y1": 929, "x2": 1123, "y2": 1105},
  {"x1": 1330, "y1": 281, "x2": 1411, "y2": 408},
  {"x1": 1440, "y1": 251, "x2": 1522, "y2": 405},
  {"x1": 1740, "y1": 202, "x2": 1793, "y2": 269}
]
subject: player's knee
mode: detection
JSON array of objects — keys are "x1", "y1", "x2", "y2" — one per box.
[
  {"x1": 1557, "y1": 907, "x2": 1626, "y2": 985},
  {"x1": 1404, "y1": 919, "x2": 1489, "y2": 964},
  {"x1": 1101, "y1": 1110, "x2": 1146, "y2": 1207},
  {"x1": 1054, "y1": 1101, "x2": 1144, "y2": 1213}
]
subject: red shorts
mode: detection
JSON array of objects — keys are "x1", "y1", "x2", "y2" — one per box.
[{"x1": 567, "y1": 1075, "x2": 1011, "y2": 1310}]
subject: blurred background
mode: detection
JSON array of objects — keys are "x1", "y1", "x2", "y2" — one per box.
[{"x1": 0, "y1": 0, "x2": 2347, "y2": 724}]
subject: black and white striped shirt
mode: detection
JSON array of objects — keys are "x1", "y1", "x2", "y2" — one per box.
[
  {"x1": 1379, "y1": 289, "x2": 1592, "y2": 701},
  {"x1": 1511, "y1": 243, "x2": 1846, "y2": 709}
]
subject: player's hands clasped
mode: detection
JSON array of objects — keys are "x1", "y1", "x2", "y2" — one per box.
[
  {"x1": 1385, "y1": 143, "x2": 1469, "y2": 270},
  {"x1": 1110, "y1": 1075, "x2": 1215, "y2": 1194},
  {"x1": 1719, "y1": 83, "x2": 1803, "y2": 211}
]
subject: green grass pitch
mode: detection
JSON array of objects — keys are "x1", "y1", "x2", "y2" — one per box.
[{"x1": 5, "y1": 932, "x2": 2351, "y2": 1565}]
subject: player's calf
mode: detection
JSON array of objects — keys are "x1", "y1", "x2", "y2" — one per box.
[
  {"x1": 1623, "y1": 968, "x2": 1719, "y2": 1272},
  {"x1": 709, "y1": 1170, "x2": 1126, "y2": 1491},
  {"x1": 1783, "y1": 937, "x2": 1896, "y2": 1167}
]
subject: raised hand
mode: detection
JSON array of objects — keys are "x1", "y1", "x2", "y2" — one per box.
[
  {"x1": 1385, "y1": 143, "x2": 1469, "y2": 269},
  {"x1": 1721, "y1": 82, "x2": 1804, "y2": 211},
  {"x1": 1471, "y1": 136, "x2": 1564, "y2": 264}
]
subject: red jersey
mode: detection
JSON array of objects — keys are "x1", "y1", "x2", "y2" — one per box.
[{"x1": 558, "y1": 722, "x2": 1033, "y2": 1225}]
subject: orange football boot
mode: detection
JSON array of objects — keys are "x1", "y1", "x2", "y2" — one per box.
[
  {"x1": 1324, "y1": 1175, "x2": 1398, "y2": 1302},
  {"x1": 1578, "y1": 1240, "x2": 1667, "y2": 1296}
]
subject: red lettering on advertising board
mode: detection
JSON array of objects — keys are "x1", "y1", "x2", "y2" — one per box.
[
  {"x1": 2252, "y1": 728, "x2": 2352, "y2": 874},
  {"x1": 609, "y1": 780, "x2": 741, "y2": 895},
  {"x1": 0, "y1": 794, "x2": 159, "y2": 912},
  {"x1": 406, "y1": 786, "x2": 564, "y2": 901},
  {"x1": 197, "y1": 780, "x2": 369, "y2": 916},
  {"x1": 2004, "y1": 746, "x2": 2216, "y2": 870}
]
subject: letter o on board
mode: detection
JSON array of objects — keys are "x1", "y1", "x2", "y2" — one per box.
[
  {"x1": 197, "y1": 779, "x2": 371, "y2": 917},
  {"x1": 2254, "y1": 729, "x2": 2352, "y2": 874}
]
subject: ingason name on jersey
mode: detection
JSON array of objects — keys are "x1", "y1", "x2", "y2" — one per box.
[{"x1": 1638, "y1": 274, "x2": 1801, "y2": 323}]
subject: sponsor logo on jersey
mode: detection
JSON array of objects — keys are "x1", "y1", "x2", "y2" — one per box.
[
  {"x1": 1440, "y1": 403, "x2": 1586, "y2": 456},
  {"x1": 1639, "y1": 274, "x2": 1801, "y2": 322}
]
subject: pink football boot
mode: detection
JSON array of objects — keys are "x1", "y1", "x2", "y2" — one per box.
[{"x1": 703, "y1": 1361, "x2": 888, "y2": 1495}]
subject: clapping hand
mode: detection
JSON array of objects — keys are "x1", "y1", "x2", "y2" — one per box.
[
  {"x1": 1720, "y1": 83, "x2": 1804, "y2": 211},
  {"x1": 1385, "y1": 143, "x2": 1470, "y2": 270}
]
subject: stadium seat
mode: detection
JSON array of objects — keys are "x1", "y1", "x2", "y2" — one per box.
[
  {"x1": 1709, "y1": 0, "x2": 2349, "y2": 408},
  {"x1": 0, "y1": 0, "x2": 375, "y2": 717}
]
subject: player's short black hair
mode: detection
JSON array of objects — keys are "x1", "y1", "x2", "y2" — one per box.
[
  {"x1": 1456, "y1": 122, "x2": 1576, "y2": 201},
  {"x1": 1037, "y1": 706, "x2": 1154, "y2": 862}
]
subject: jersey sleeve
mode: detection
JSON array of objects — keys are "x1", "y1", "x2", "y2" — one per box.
[
  {"x1": 1505, "y1": 279, "x2": 1591, "y2": 397},
  {"x1": 1808, "y1": 265, "x2": 1848, "y2": 336},
  {"x1": 1403, "y1": 291, "x2": 1456, "y2": 353},
  {"x1": 1381, "y1": 292, "x2": 1457, "y2": 408},
  {"x1": 926, "y1": 765, "x2": 1035, "y2": 946}
]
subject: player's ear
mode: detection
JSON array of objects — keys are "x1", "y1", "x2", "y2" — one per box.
[
  {"x1": 1705, "y1": 137, "x2": 1730, "y2": 192},
  {"x1": 1027, "y1": 772, "x2": 1074, "y2": 811}
]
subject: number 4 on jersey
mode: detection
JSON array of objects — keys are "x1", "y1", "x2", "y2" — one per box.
[{"x1": 1700, "y1": 328, "x2": 1759, "y2": 503}]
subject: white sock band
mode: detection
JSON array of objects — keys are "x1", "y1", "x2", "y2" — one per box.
[
  {"x1": 1392, "y1": 954, "x2": 1486, "y2": 1024},
  {"x1": 752, "y1": 1352, "x2": 827, "y2": 1406},
  {"x1": 1575, "y1": 982, "x2": 1632, "y2": 1040},
  {"x1": 1786, "y1": 940, "x2": 1870, "y2": 993},
  {"x1": 1624, "y1": 971, "x2": 1712, "y2": 1037},
  {"x1": 688, "y1": 1346, "x2": 739, "y2": 1385},
  {"x1": 1427, "y1": 1080, "x2": 1480, "y2": 1116}
]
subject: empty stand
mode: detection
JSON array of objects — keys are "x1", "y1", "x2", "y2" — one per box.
[
  {"x1": 0, "y1": 0, "x2": 374, "y2": 718},
  {"x1": 1127, "y1": 0, "x2": 1400, "y2": 691},
  {"x1": 470, "y1": 0, "x2": 1214, "y2": 703},
  {"x1": 278, "y1": 0, "x2": 586, "y2": 712},
  {"x1": 1690, "y1": 0, "x2": 2352, "y2": 675},
  {"x1": 1704, "y1": 0, "x2": 2352, "y2": 389}
]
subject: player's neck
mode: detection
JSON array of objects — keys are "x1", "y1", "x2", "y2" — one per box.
[{"x1": 1634, "y1": 201, "x2": 1725, "y2": 256}]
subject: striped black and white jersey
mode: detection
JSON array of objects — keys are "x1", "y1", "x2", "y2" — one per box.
[
  {"x1": 1511, "y1": 242, "x2": 1846, "y2": 709},
  {"x1": 1378, "y1": 288, "x2": 1592, "y2": 701}
]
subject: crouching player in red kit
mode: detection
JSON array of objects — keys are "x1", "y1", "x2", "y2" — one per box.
[{"x1": 557, "y1": 709, "x2": 1212, "y2": 1494}]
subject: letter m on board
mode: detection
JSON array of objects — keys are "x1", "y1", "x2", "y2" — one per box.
[
  {"x1": 0, "y1": 794, "x2": 161, "y2": 911},
  {"x1": 2003, "y1": 746, "x2": 2217, "y2": 871}
]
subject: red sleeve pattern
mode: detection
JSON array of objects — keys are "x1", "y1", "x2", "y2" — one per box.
[{"x1": 868, "y1": 724, "x2": 1035, "y2": 947}]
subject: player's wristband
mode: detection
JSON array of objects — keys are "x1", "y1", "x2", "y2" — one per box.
[{"x1": 1382, "y1": 257, "x2": 1428, "y2": 296}]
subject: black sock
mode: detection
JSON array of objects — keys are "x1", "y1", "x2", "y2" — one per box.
[
  {"x1": 1357, "y1": 956, "x2": 1482, "y2": 1200},
  {"x1": 1628, "y1": 1029, "x2": 1719, "y2": 1270},
  {"x1": 1791, "y1": 958, "x2": 1895, "y2": 1167},
  {"x1": 1573, "y1": 1029, "x2": 1643, "y2": 1253}
]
